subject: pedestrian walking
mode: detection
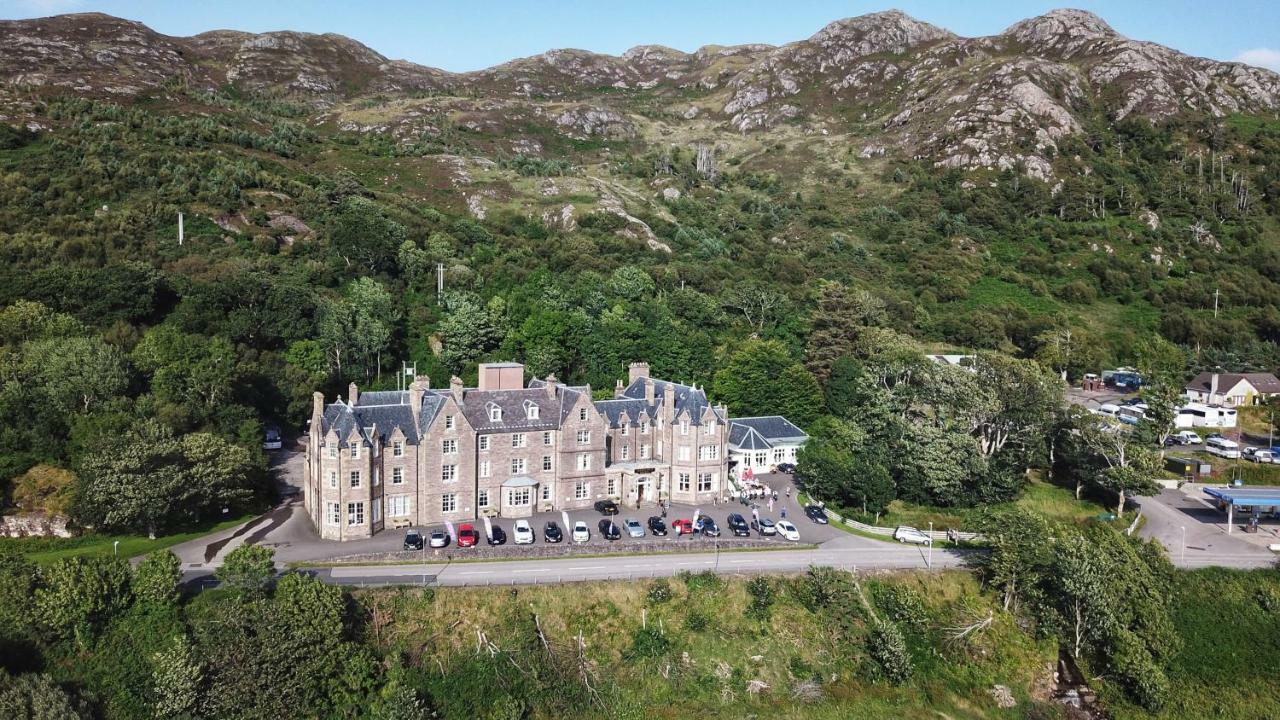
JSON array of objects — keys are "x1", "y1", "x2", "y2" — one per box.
[
  {"x1": 661, "y1": 503, "x2": 668, "y2": 519},
  {"x1": 781, "y1": 507, "x2": 787, "y2": 519},
  {"x1": 785, "y1": 487, "x2": 790, "y2": 499}
]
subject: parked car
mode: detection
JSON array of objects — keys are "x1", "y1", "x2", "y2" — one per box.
[
  {"x1": 594, "y1": 499, "x2": 619, "y2": 515},
  {"x1": 776, "y1": 462, "x2": 796, "y2": 474},
  {"x1": 1174, "y1": 431, "x2": 1203, "y2": 445},
  {"x1": 572, "y1": 521, "x2": 591, "y2": 543},
  {"x1": 598, "y1": 519, "x2": 621, "y2": 540},
  {"x1": 513, "y1": 519, "x2": 535, "y2": 545},
  {"x1": 1245, "y1": 447, "x2": 1275, "y2": 463},
  {"x1": 624, "y1": 518, "x2": 645, "y2": 538},
  {"x1": 671, "y1": 518, "x2": 695, "y2": 536},
  {"x1": 804, "y1": 505, "x2": 830, "y2": 524},
  {"x1": 727, "y1": 513, "x2": 750, "y2": 537},
  {"x1": 893, "y1": 526, "x2": 932, "y2": 545},
  {"x1": 544, "y1": 521, "x2": 564, "y2": 543},
  {"x1": 457, "y1": 523, "x2": 480, "y2": 548},
  {"x1": 487, "y1": 526, "x2": 507, "y2": 546},
  {"x1": 696, "y1": 516, "x2": 721, "y2": 537},
  {"x1": 429, "y1": 530, "x2": 449, "y2": 548},
  {"x1": 776, "y1": 520, "x2": 800, "y2": 541},
  {"x1": 262, "y1": 426, "x2": 282, "y2": 451},
  {"x1": 647, "y1": 516, "x2": 668, "y2": 536},
  {"x1": 403, "y1": 530, "x2": 424, "y2": 551},
  {"x1": 752, "y1": 518, "x2": 777, "y2": 536}
]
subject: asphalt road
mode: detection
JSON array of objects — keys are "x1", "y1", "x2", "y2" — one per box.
[
  {"x1": 1135, "y1": 488, "x2": 1278, "y2": 569},
  {"x1": 184, "y1": 539, "x2": 970, "y2": 589}
]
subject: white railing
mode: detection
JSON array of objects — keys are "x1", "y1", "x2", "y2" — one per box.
[{"x1": 799, "y1": 493, "x2": 983, "y2": 542}]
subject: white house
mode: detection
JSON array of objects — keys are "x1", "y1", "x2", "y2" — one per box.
[
  {"x1": 1184, "y1": 372, "x2": 1280, "y2": 407},
  {"x1": 728, "y1": 416, "x2": 809, "y2": 477}
]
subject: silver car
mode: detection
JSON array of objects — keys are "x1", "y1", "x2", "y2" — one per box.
[
  {"x1": 623, "y1": 518, "x2": 645, "y2": 538},
  {"x1": 893, "y1": 526, "x2": 932, "y2": 545}
]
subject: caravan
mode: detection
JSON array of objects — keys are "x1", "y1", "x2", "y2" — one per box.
[
  {"x1": 1175, "y1": 403, "x2": 1238, "y2": 429},
  {"x1": 1205, "y1": 437, "x2": 1242, "y2": 459}
]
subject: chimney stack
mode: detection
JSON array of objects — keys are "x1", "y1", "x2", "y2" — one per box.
[
  {"x1": 348, "y1": 382, "x2": 359, "y2": 406},
  {"x1": 312, "y1": 391, "x2": 324, "y2": 420},
  {"x1": 629, "y1": 362, "x2": 650, "y2": 385},
  {"x1": 644, "y1": 377, "x2": 655, "y2": 403},
  {"x1": 450, "y1": 376, "x2": 464, "y2": 403},
  {"x1": 409, "y1": 377, "x2": 430, "y2": 415},
  {"x1": 544, "y1": 374, "x2": 558, "y2": 398},
  {"x1": 1210, "y1": 373, "x2": 1220, "y2": 403}
]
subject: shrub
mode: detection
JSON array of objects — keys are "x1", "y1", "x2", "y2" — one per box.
[
  {"x1": 646, "y1": 579, "x2": 673, "y2": 605},
  {"x1": 872, "y1": 584, "x2": 928, "y2": 628},
  {"x1": 684, "y1": 609, "x2": 710, "y2": 632},
  {"x1": 626, "y1": 627, "x2": 670, "y2": 659},
  {"x1": 745, "y1": 577, "x2": 776, "y2": 621},
  {"x1": 679, "y1": 570, "x2": 722, "y2": 595},
  {"x1": 866, "y1": 620, "x2": 912, "y2": 684},
  {"x1": 789, "y1": 567, "x2": 849, "y2": 612},
  {"x1": 215, "y1": 545, "x2": 276, "y2": 598}
]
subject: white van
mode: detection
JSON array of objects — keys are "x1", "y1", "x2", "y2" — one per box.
[
  {"x1": 1174, "y1": 431, "x2": 1203, "y2": 445},
  {"x1": 1205, "y1": 437, "x2": 1241, "y2": 459},
  {"x1": 1095, "y1": 403, "x2": 1122, "y2": 418}
]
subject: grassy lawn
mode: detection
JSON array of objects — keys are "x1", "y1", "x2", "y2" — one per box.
[{"x1": 0, "y1": 512, "x2": 257, "y2": 564}]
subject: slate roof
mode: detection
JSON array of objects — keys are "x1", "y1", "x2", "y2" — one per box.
[
  {"x1": 321, "y1": 398, "x2": 420, "y2": 445},
  {"x1": 1185, "y1": 372, "x2": 1280, "y2": 395},
  {"x1": 453, "y1": 386, "x2": 573, "y2": 434},
  {"x1": 618, "y1": 378, "x2": 726, "y2": 425},
  {"x1": 728, "y1": 416, "x2": 809, "y2": 449},
  {"x1": 728, "y1": 424, "x2": 772, "y2": 451},
  {"x1": 593, "y1": 397, "x2": 660, "y2": 428}
]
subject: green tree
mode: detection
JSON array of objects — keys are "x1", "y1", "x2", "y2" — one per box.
[
  {"x1": 151, "y1": 635, "x2": 202, "y2": 720},
  {"x1": 329, "y1": 196, "x2": 407, "y2": 273},
  {"x1": 438, "y1": 293, "x2": 506, "y2": 373},
  {"x1": 216, "y1": 544, "x2": 276, "y2": 598},
  {"x1": 970, "y1": 352, "x2": 1064, "y2": 464},
  {"x1": 274, "y1": 573, "x2": 347, "y2": 642},
  {"x1": 606, "y1": 266, "x2": 655, "y2": 300},
  {"x1": 0, "y1": 671, "x2": 87, "y2": 719},
  {"x1": 133, "y1": 325, "x2": 239, "y2": 413},
  {"x1": 34, "y1": 557, "x2": 132, "y2": 648},
  {"x1": 712, "y1": 339, "x2": 822, "y2": 426},
  {"x1": 0, "y1": 300, "x2": 85, "y2": 346},
  {"x1": 1079, "y1": 416, "x2": 1162, "y2": 516},
  {"x1": 133, "y1": 551, "x2": 182, "y2": 608},
  {"x1": 21, "y1": 336, "x2": 129, "y2": 414},
  {"x1": 346, "y1": 277, "x2": 399, "y2": 382}
]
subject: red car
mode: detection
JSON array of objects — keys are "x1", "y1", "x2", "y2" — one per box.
[
  {"x1": 457, "y1": 523, "x2": 480, "y2": 548},
  {"x1": 671, "y1": 518, "x2": 695, "y2": 536}
]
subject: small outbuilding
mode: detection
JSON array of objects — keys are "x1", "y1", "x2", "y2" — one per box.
[{"x1": 728, "y1": 416, "x2": 808, "y2": 477}]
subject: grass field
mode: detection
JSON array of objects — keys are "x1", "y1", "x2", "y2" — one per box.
[{"x1": 0, "y1": 512, "x2": 255, "y2": 564}]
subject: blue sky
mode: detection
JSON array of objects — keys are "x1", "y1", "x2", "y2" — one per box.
[{"x1": 3, "y1": 0, "x2": 1279, "y2": 73}]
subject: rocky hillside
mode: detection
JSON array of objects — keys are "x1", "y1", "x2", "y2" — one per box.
[{"x1": 1, "y1": 8, "x2": 1278, "y2": 181}]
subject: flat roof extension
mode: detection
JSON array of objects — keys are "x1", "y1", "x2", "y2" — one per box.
[{"x1": 1203, "y1": 486, "x2": 1280, "y2": 506}]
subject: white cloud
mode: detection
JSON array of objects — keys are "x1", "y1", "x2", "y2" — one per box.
[{"x1": 1235, "y1": 48, "x2": 1280, "y2": 73}]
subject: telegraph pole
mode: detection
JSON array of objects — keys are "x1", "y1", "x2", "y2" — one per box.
[
  {"x1": 1213, "y1": 288, "x2": 1220, "y2": 319},
  {"x1": 178, "y1": 212, "x2": 184, "y2": 245},
  {"x1": 436, "y1": 263, "x2": 444, "y2": 304}
]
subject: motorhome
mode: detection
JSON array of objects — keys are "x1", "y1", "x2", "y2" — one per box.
[
  {"x1": 1116, "y1": 405, "x2": 1145, "y2": 425},
  {"x1": 1205, "y1": 437, "x2": 1242, "y2": 459},
  {"x1": 1174, "y1": 403, "x2": 1238, "y2": 429}
]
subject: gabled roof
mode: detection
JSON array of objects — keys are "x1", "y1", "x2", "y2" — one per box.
[
  {"x1": 321, "y1": 398, "x2": 420, "y2": 445},
  {"x1": 618, "y1": 377, "x2": 726, "y2": 425},
  {"x1": 730, "y1": 416, "x2": 808, "y2": 443},
  {"x1": 456, "y1": 387, "x2": 563, "y2": 434},
  {"x1": 1185, "y1": 372, "x2": 1280, "y2": 395},
  {"x1": 729, "y1": 424, "x2": 773, "y2": 451},
  {"x1": 594, "y1": 397, "x2": 660, "y2": 428}
]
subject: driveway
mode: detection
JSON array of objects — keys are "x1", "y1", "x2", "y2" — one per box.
[{"x1": 1134, "y1": 487, "x2": 1276, "y2": 568}]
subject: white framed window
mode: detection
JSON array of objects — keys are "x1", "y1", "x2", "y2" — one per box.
[
  {"x1": 445, "y1": 414, "x2": 455, "y2": 429},
  {"x1": 347, "y1": 502, "x2": 365, "y2": 525},
  {"x1": 621, "y1": 446, "x2": 630, "y2": 461},
  {"x1": 327, "y1": 470, "x2": 337, "y2": 489},
  {"x1": 488, "y1": 404, "x2": 502, "y2": 422},
  {"x1": 326, "y1": 444, "x2": 337, "y2": 459},
  {"x1": 512, "y1": 433, "x2": 527, "y2": 448},
  {"x1": 579, "y1": 407, "x2": 588, "y2": 421},
  {"x1": 479, "y1": 435, "x2": 490, "y2": 451},
  {"x1": 574, "y1": 482, "x2": 589, "y2": 500},
  {"x1": 678, "y1": 472, "x2": 690, "y2": 492},
  {"x1": 441, "y1": 493, "x2": 457, "y2": 513},
  {"x1": 576, "y1": 430, "x2": 591, "y2": 445},
  {"x1": 442, "y1": 464, "x2": 457, "y2": 483},
  {"x1": 392, "y1": 467, "x2": 404, "y2": 485},
  {"x1": 640, "y1": 444, "x2": 650, "y2": 459},
  {"x1": 542, "y1": 485, "x2": 551, "y2": 501},
  {"x1": 393, "y1": 441, "x2": 404, "y2": 457},
  {"x1": 349, "y1": 471, "x2": 361, "y2": 488},
  {"x1": 607, "y1": 477, "x2": 617, "y2": 495},
  {"x1": 642, "y1": 423, "x2": 650, "y2": 435},
  {"x1": 326, "y1": 502, "x2": 340, "y2": 525},
  {"x1": 477, "y1": 489, "x2": 490, "y2": 509},
  {"x1": 542, "y1": 455, "x2": 553, "y2": 471},
  {"x1": 678, "y1": 446, "x2": 690, "y2": 461},
  {"x1": 699, "y1": 445, "x2": 719, "y2": 461},
  {"x1": 508, "y1": 488, "x2": 532, "y2": 506},
  {"x1": 621, "y1": 424, "x2": 629, "y2": 436},
  {"x1": 755, "y1": 451, "x2": 767, "y2": 466},
  {"x1": 525, "y1": 401, "x2": 539, "y2": 420},
  {"x1": 512, "y1": 458, "x2": 527, "y2": 474},
  {"x1": 442, "y1": 439, "x2": 457, "y2": 454},
  {"x1": 388, "y1": 495, "x2": 412, "y2": 517},
  {"x1": 479, "y1": 460, "x2": 491, "y2": 478},
  {"x1": 577, "y1": 453, "x2": 590, "y2": 470},
  {"x1": 372, "y1": 499, "x2": 382, "y2": 523},
  {"x1": 543, "y1": 431, "x2": 553, "y2": 446},
  {"x1": 773, "y1": 448, "x2": 785, "y2": 462},
  {"x1": 680, "y1": 420, "x2": 689, "y2": 436},
  {"x1": 698, "y1": 472, "x2": 714, "y2": 492}
]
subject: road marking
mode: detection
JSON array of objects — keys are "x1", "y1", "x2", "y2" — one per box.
[
  {"x1": 457, "y1": 570, "x2": 492, "y2": 576},
  {"x1": 512, "y1": 568, "x2": 550, "y2": 574},
  {"x1": 567, "y1": 565, "x2": 606, "y2": 571}
]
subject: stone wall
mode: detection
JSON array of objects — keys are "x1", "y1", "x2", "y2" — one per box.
[{"x1": 0, "y1": 512, "x2": 72, "y2": 538}]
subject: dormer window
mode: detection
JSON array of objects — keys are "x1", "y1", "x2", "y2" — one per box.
[
  {"x1": 487, "y1": 402, "x2": 502, "y2": 423},
  {"x1": 579, "y1": 407, "x2": 588, "y2": 421},
  {"x1": 524, "y1": 400, "x2": 540, "y2": 420},
  {"x1": 680, "y1": 420, "x2": 690, "y2": 436},
  {"x1": 349, "y1": 444, "x2": 360, "y2": 459}
]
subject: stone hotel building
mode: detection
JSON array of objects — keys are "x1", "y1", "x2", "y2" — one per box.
[{"x1": 305, "y1": 362, "x2": 729, "y2": 540}]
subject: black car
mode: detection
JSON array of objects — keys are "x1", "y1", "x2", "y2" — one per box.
[
  {"x1": 544, "y1": 521, "x2": 564, "y2": 543},
  {"x1": 647, "y1": 516, "x2": 668, "y2": 536},
  {"x1": 727, "y1": 513, "x2": 751, "y2": 537},
  {"x1": 804, "y1": 505, "x2": 829, "y2": 524},
  {"x1": 487, "y1": 526, "x2": 507, "y2": 546},
  {"x1": 598, "y1": 519, "x2": 621, "y2": 540},
  {"x1": 403, "y1": 529, "x2": 424, "y2": 551},
  {"x1": 776, "y1": 462, "x2": 796, "y2": 474},
  {"x1": 594, "y1": 499, "x2": 619, "y2": 515},
  {"x1": 697, "y1": 517, "x2": 721, "y2": 537}
]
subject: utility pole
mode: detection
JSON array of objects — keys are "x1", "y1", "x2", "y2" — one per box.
[
  {"x1": 436, "y1": 263, "x2": 444, "y2": 304},
  {"x1": 927, "y1": 521, "x2": 934, "y2": 569},
  {"x1": 1213, "y1": 288, "x2": 1220, "y2": 319},
  {"x1": 178, "y1": 212, "x2": 184, "y2": 245}
]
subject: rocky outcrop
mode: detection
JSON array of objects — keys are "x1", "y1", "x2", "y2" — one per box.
[{"x1": 1, "y1": 512, "x2": 72, "y2": 538}]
